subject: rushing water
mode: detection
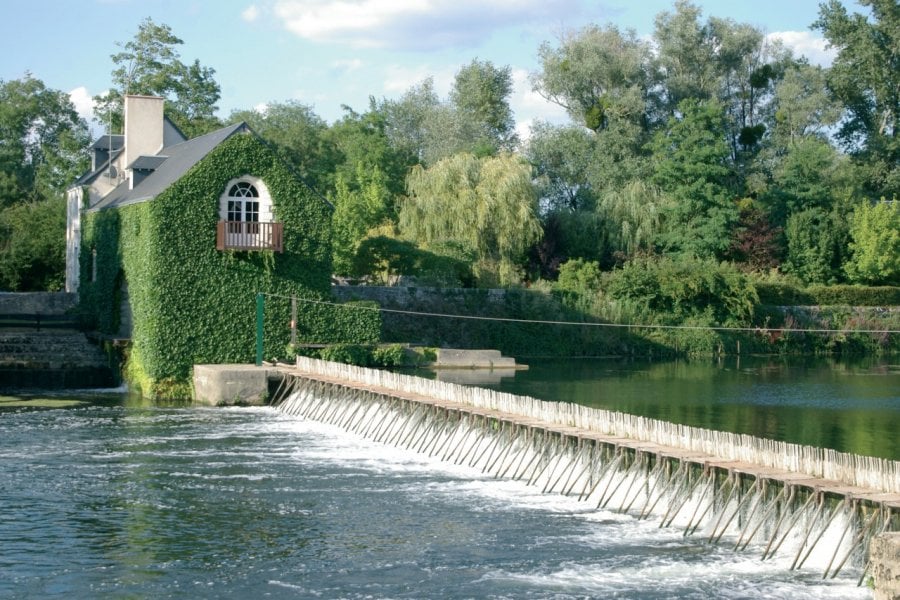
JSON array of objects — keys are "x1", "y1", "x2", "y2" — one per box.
[
  {"x1": 0, "y1": 394, "x2": 875, "y2": 599},
  {"x1": 446, "y1": 355, "x2": 900, "y2": 460}
]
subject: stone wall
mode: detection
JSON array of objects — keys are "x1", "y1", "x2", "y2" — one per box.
[
  {"x1": 332, "y1": 285, "x2": 508, "y2": 308},
  {"x1": 0, "y1": 292, "x2": 77, "y2": 315}
]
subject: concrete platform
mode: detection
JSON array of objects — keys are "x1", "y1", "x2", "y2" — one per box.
[
  {"x1": 432, "y1": 349, "x2": 525, "y2": 369},
  {"x1": 193, "y1": 364, "x2": 278, "y2": 406}
]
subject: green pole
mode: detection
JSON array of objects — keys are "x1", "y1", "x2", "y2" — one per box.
[{"x1": 256, "y1": 293, "x2": 264, "y2": 366}]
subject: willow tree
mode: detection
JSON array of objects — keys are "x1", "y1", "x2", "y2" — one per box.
[
  {"x1": 597, "y1": 180, "x2": 668, "y2": 258},
  {"x1": 400, "y1": 153, "x2": 542, "y2": 285}
]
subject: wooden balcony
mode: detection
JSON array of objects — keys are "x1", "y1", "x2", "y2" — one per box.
[{"x1": 216, "y1": 221, "x2": 283, "y2": 253}]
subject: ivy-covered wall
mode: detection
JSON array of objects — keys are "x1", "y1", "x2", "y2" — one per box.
[{"x1": 79, "y1": 132, "x2": 380, "y2": 398}]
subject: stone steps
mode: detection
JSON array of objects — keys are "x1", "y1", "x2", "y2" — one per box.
[{"x1": 0, "y1": 331, "x2": 111, "y2": 368}]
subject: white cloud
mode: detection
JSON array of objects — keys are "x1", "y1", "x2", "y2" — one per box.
[
  {"x1": 272, "y1": 0, "x2": 583, "y2": 50},
  {"x1": 242, "y1": 4, "x2": 260, "y2": 22},
  {"x1": 768, "y1": 30, "x2": 836, "y2": 67},
  {"x1": 331, "y1": 58, "x2": 364, "y2": 73},
  {"x1": 68, "y1": 86, "x2": 94, "y2": 122}
]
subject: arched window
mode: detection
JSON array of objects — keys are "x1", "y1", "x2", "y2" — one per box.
[
  {"x1": 217, "y1": 177, "x2": 282, "y2": 251},
  {"x1": 226, "y1": 181, "x2": 260, "y2": 234}
]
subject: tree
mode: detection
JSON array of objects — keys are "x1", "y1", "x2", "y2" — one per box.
[
  {"x1": 380, "y1": 78, "x2": 441, "y2": 164},
  {"x1": 783, "y1": 207, "x2": 847, "y2": 284},
  {"x1": 844, "y1": 199, "x2": 900, "y2": 285},
  {"x1": 655, "y1": 1, "x2": 796, "y2": 167},
  {"x1": 525, "y1": 122, "x2": 597, "y2": 212},
  {"x1": 0, "y1": 196, "x2": 66, "y2": 291},
  {"x1": 0, "y1": 75, "x2": 90, "y2": 204},
  {"x1": 400, "y1": 153, "x2": 542, "y2": 285},
  {"x1": 597, "y1": 180, "x2": 667, "y2": 260},
  {"x1": 814, "y1": 0, "x2": 900, "y2": 197},
  {"x1": 94, "y1": 17, "x2": 222, "y2": 137},
  {"x1": 765, "y1": 137, "x2": 858, "y2": 226},
  {"x1": 651, "y1": 100, "x2": 737, "y2": 258},
  {"x1": 327, "y1": 102, "x2": 416, "y2": 200},
  {"x1": 229, "y1": 101, "x2": 339, "y2": 193},
  {"x1": 381, "y1": 60, "x2": 518, "y2": 165},
  {"x1": 654, "y1": 1, "x2": 719, "y2": 113},
  {"x1": 450, "y1": 59, "x2": 518, "y2": 154},
  {"x1": 533, "y1": 24, "x2": 654, "y2": 132},
  {"x1": 331, "y1": 165, "x2": 393, "y2": 275},
  {"x1": 726, "y1": 199, "x2": 783, "y2": 271},
  {"x1": 770, "y1": 64, "x2": 841, "y2": 147}
]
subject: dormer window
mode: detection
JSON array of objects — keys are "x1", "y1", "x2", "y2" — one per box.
[{"x1": 216, "y1": 177, "x2": 283, "y2": 252}]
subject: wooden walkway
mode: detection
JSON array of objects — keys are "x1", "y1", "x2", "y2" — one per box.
[{"x1": 279, "y1": 365, "x2": 900, "y2": 512}]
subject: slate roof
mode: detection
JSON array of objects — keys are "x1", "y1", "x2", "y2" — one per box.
[
  {"x1": 129, "y1": 155, "x2": 169, "y2": 171},
  {"x1": 90, "y1": 134, "x2": 124, "y2": 151},
  {"x1": 89, "y1": 122, "x2": 249, "y2": 212}
]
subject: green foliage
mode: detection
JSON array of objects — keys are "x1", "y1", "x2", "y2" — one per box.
[
  {"x1": 768, "y1": 138, "x2": 849, "y2": 224},
  {"x1": 229, "y1": 101, "x2": 340, "y2": 193},
  {"x1": 401, "y1": 152, "x2": 542, "y2": 286},
  {"x1": 814, "y1": 0, "x2": 900, "y2": 197},
  {"x1": 326, "y1": 103, "x2": 415, "y2": 201},
  {"x1": 319, "y1": 343, "x2": 372, "y2": 367},
  {"x1": 0, "y1": 196, "x2": 66, "y2": 291},
  {"x1": 331, "y1": 164, "x2": 392, "y2": 275},
  {"x1": 753, "y1": 281, "x2": 815, "y2": 306},
  {"x1": 783, "y1": 207, "x2": 848, "y2": 284},
  {"x1": 525, "y1": 122, "x2": 597, "y2": 212},
  {"x1": 844, "y1": 199, "x2": 900, "y2": 285},
  {"x1": 806, "y1": 285, "x2": 900, "y2": 307},
  {"x1": 606, "y1": 255, "x2": 758, "y2": 325},
  {"x1": 94, "y1": 17, "x2": 222, "y2": 137},
  {"x1": 651, "y1": 100, "x2": 738, "y2": 259},
  {"x1": 371, "y1": 344, "x2": 407, "y2": 367},
  {"x1": 79, "y1": 132, "x2": 379, "y2": 398},
  {"x1": 350, "y1": 236, "x2": 474, "y2": 287},
  {"x1": 449, "y1": 59, "x2": 518, "y2": 154},
  {"x1": 555, "y1": 258, "x2": 602, "y2": 295},
  {"x1": 597, "y1": 180, "x2": 666, "y2": 258},
  {"x1": 0, "y1": 76, "x2": 90, "y2": 202},
  {"x1": 364, "y1": 286, "x2": 653, "y2": 358},
  {"x1": 533, "y1": 24, "x2": 653, "y2": 131},
  {"x1": 378, "y1": 60, "x2": 517, "y2": 165},
  {"x1": 754, "y1": 279, "x2": 900, "y2": 306}
]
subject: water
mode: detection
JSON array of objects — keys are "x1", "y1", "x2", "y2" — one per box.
[
  {"x1": 468, "y1": 356, "x2": 900, "y2": 460},
  {"x1": 0, "y1": 400, "x2": 873, "y2": 599}
]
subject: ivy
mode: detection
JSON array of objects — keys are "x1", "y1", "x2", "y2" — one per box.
[{"x1": 78, "y1": 132, "x2": 380, "y2": 399}]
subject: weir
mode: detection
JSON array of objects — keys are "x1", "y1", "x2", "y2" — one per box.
[{"x1": 271, "y1": 357, "x2": 900, "y2": 584}]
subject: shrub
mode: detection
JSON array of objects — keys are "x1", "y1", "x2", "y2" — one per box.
[
  {"x1": 606, "y1": 255, "x2": 758, "y2": 326},
  {"x1": 371, "y1": 344, "x2": 406, "y2": 367},
  {"x1": 319, "y1": 344, "x2": 372, "y2": 366}
]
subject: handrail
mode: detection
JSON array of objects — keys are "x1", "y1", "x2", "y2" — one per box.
[{"x1": 216, "y1": 221, "x2": 283, "y2": 252}]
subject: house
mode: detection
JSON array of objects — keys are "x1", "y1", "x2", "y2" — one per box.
[{"x1": 67, "y1": 95, "x2": 379, "y2": 398}]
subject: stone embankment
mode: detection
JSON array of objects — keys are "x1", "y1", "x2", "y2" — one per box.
[{"x1": 0, "y1": 292, "x2": 114, "y2": 389}]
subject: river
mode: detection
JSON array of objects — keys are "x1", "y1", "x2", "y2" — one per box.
[{"x1": 2, "y1": 355, "x2": 895, "y2": 599}]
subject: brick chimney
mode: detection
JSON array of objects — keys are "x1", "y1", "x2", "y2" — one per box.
[{"x1": 123, "y1": 95, "x2": 165, "y2": 182}]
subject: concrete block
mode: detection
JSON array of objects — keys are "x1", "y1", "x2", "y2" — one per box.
[{"x1": 193, "y1": 364, "x2": 273, "y2": 406}]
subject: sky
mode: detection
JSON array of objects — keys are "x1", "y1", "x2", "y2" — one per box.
[{"x1": 1, "y1": 0, "x2": 863, "y2": 139}]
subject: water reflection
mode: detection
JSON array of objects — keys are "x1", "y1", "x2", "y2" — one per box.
[{"x1": 448, "y1": 355, "x2": 900, "y2": 460}]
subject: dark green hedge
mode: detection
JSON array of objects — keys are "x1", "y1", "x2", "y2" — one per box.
[
  {"x1": 806, "y1": 285, "x2": 900, "y2": 306},
  {"x1": 79, "y1": 132, "x2": 380, "y2": 398},
  {"x1": 755, "y1": 282, "x2": 900, "y2": 306}
]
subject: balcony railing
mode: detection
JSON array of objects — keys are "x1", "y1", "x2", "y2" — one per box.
[{"x1": 216, "y1": 221, "x2": 284, "y2": 253}]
